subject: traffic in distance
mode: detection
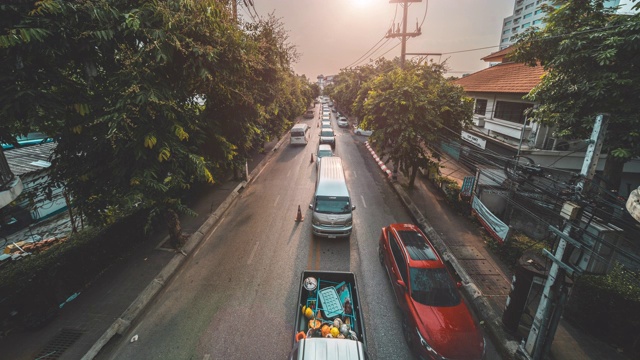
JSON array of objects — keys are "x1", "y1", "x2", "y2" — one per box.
[{"x1": 288, "y1": 95, "x2": 485, "y2": 359}]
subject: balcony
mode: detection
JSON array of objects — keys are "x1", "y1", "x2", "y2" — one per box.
[{"x1": 484, "y1": 118, "x2": 532, "y2": 144}]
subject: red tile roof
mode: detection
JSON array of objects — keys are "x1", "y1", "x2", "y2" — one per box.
[
  {"x1": 481, "y1": 46, "x2": 515, "y2": 63},
  {"x1": 453, "y1": 62, "x2": 545, "y2": 94}
]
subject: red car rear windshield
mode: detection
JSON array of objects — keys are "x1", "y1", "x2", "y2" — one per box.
[{"x1": 409, "y1": 267, "x2": 461, "y2": 307}]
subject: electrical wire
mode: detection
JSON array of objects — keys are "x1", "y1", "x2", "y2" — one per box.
[{"x1": 343, "y1": 4, "x2": 399, "y2": 69}]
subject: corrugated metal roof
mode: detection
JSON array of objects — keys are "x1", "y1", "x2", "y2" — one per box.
[
  {"x1": 454, "y1": 62, "x2": 545, "y2": 94},
  {"x1": 4, "y1": 142, "x2": 57, "y2": 176}
]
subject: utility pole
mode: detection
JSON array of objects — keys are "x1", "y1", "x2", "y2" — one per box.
[
  {"x1": 387, "y1": 0, "x2": 422, "y2": 179},
  {"x1": 386, "y1": 0, "x2": 422, "y2": 68},
  {"x1": 520, "y1": 114, "x2": 609, "y2": 360}
]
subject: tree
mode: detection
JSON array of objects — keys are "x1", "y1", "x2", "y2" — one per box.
[
  {"x1": 355, "y1": 62, "x2": 472, "y2": 187},
  {"x1": 513, "y1": 0, "x2": 640, "y2": 192},
  {"x1": 0, "y1": 1, "x2": 308, "y2": 249}
]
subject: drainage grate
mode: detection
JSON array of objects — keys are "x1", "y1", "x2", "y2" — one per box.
[{"x1": 34, "y1": 328, "x2": 84, "y2": 360}]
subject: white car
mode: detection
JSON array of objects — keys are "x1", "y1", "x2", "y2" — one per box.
[
  {"x1": 316, "y1": 144, "x2": 334, "y2": 170},
  {"x1": 354, "y1": 127, "x2": 372, "y2": 136},
  {"x1": 337, "y1": 117, "x2": 348, "y2": 128}
]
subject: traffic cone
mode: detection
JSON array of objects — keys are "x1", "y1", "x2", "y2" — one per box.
[
  {"x1": 310, "y1": 153, "x2": 314, "y2": 163},
  {"x1": 295, "y1": 205, "x2": 304, "y2": 222}
]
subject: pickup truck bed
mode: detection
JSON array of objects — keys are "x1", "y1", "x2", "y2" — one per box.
[{"x1": 292, "y1": 271, "x2": 366, "y2": 347}]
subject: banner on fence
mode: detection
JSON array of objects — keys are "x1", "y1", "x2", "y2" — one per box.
[{"x1": 472, "y1": 196, "x2": 509, "y2": 243}]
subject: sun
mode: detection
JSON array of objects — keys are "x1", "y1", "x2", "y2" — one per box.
[{"x1": 351, "y1": 0, "x2": 373, "y2": 7}]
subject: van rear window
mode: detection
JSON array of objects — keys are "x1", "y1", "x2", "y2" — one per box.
[{"x1": 291, "y1": 129, "x2": 305, "y2": 136}]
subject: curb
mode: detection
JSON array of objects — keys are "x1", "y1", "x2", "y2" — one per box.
[
  {"x1": 82, "y1": 134, "x2": 290, "y2": 360},
  {"x1": 364, "y1": 141, "x2": 519, "y2": 360}
]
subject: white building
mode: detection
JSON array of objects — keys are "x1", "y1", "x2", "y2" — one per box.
[{"x1": 499, "y1": 0, "x2": 621, "y2": 49}]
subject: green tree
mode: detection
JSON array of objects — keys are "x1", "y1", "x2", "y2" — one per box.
[
  {"x1": 0, "y1": 1, "x2": 307, "y2": 248},
  {"x1": 513, "y1": 0, "x2": 640, "y2": 192},
  {"x1": 355, "y1": 63, "x2": 472, "y2": 187}
]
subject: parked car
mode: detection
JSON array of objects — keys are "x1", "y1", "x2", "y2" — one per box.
[
  {"x1": 337, "y1": 117, "x2": 348, "y2": 128},
  {"x1": 319, "y1": 128, "x2": 336, "y2": 148},
  {"x1": 316, "y1": 144, "x2": 334, "y2": 170},
  {"x1": 354, "y1": 127, "x2": 372, "y2": 136},
  {"x1": 303, "y1": 110, "x2": 314, "y2": 119},
  {"x1": 378, "y1": 223, "x2": 485, "y2": 360},
  {"x1": 321, "y1": 120, "x2": 332, "y2": 129}
]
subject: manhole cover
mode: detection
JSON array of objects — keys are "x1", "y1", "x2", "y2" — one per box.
[{"x1": 34, "y1": 328, "x2": 84, "y2": 360}]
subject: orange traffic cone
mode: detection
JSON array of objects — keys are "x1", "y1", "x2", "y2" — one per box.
[
  {"x1": 295, "y1": 205, "x2": 304, "y2": 222},
  {"x1": 310, "y1": 153, "x2": 314, "y2": 163}
]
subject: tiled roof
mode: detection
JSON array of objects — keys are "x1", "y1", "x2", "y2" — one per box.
[
  {"x1": 481, "y1": 46, "x2": 515, "y2": 62},
  {"x1": 4, "y1": 142, "x2": 57, "y2": 176},
  {"x1": 453, "y1": 62, "x2": 545, "y2": 94}
]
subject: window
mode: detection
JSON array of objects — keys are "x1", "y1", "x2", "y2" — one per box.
[
  {"x1": 525, "y1": 3, "x2": 534, "y2": 9},
  {"x1": 524, "y1": 13, "x2": 533, "y2": 19},
  {"x1": 389, "y1": 232, "x2": 408, "y2": 282},
  {"x1": 501, "y1": 38, "x2": 509, "y2": 43},
  {"x1": 534, "y1": 9, "x2": 544, "y2": 15},
  {"x1": 522, "y1": 22, "x2": 531, "y2": 29},
  {"x1": 533, "y1": 19, "x2": 542, "y2": 25},
  {"x1": 504, "y1": 20, "x2": 512, "y2": 26},
  {"x1": 503, "y1": 29, "x2": 510, "y2": 35},
  {"x1": 474, "y1": 99, "x2": 488, "y2": 115},
  {"x1": 494, "y1": 101, "x2": 534, "y2": 123}
]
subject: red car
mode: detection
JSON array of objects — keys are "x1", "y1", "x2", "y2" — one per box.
[{"x1": 378, "y1": 223, "x2": 485, "y2": 360}]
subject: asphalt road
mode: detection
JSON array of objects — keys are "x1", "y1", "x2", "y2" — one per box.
[{"x1": 100, "y1": 105, "x2": 496, "y2": 359}]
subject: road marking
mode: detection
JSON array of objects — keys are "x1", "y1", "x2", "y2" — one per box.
[
  {"x1": 287, "y1": 169, "x2": 291, "y2": 177},
  {"x1": 247, "y1": 241, "x2": 260, "y2": 265},
  {"x1": 361, "y1": 195, "x2": 367, "y2": 208},
  {"x1": 353, "y1": 170, "x2": 357, "y2": 178},
  {"x1": 254, "y1": 164, "x2": 267, "y2": 182},
  {"x1": 193, "y1": 216, "x2": 226, "y2": 257},
  {"x1": 315, "y1": 239, "x2": 320, "y2": 269},
  {"x1": 274, "y1": 195, "x2": 280, "y2": 207},
  {"x1": 307, "y1": 236, "x2": 315, "y2": 270}
]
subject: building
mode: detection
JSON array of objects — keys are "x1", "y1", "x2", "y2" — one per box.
[{"x1": 499, "y1": 0, "x2": 621, "y2": 49}]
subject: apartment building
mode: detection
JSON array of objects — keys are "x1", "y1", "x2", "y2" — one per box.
[{"x1": 499, "y1": 0, "x2": 621, "y2": 49}]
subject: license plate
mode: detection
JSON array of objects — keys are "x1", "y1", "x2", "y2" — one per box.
[{"x1": 328, "y1": 235, "x2": 336, "y2": 239}]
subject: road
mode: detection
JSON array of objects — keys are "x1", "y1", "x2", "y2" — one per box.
[{"x1": 100, "y1": 104, "x2": 497, "y2": 359}]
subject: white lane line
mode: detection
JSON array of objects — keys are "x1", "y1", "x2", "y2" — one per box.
[
  {"x1": 194, "y1": 216, "x2": 226, "y2": 257},
  {"x1": 287, "y1": 169, "x2": 291, "y2": 177},
  {"x1": 247, "y1": 242, "x2": 260, "y2": 265},
  {"x1": 254, "y1": 165, "x2": 267, "y2": 182},
  {"x1": 353, "y1": 170, "x2": 357, "y2": 178},
  {"x1": 274, "y1": 195, "x2": 280, "y2": 207},
  {"x1": 361, "y1": 195, "x2": 367, "y2": 208}
]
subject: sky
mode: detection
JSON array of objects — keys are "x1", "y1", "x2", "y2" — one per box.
[{"x1": 246, "y1": 0, "x2": 637, "y2": 80}]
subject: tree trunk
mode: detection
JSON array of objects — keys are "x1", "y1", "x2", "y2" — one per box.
[
  {"x1": 164, "y1": 209, "x2": 184, "y2": 249},
  {"x1": 602, "y1": 156, "x2": 626, "y2": 194},
  {"x1": 408, "y1": 164, "x2": 419, "y2": 188}
]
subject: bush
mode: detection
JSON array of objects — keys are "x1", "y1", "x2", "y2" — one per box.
[
  {"x1": 564, "y1": 264, "x2": 640, "y2": 356},
  {"x1": 0, "y1": 209, "x2": 150, "y2": 334},
  {"x1": 485, "y1": 232, "x2": 545, "y2": 269}
]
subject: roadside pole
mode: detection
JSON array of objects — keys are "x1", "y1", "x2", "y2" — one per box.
[{"x1": 520, "y1": 114, "x2": 609, "y2": 359}]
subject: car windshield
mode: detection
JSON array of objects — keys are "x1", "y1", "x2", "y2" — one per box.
[
  {"x1": 409, "y1": 267, "x2": 461, "y2": 307},
  {"x1": 321, "y1": 130, "x2": 334, "y2": 136},
  {"x1": 315, "y1": 196, "x2": 351, "y2": 214}
]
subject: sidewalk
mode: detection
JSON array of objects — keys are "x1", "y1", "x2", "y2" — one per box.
[
  {"x1": 0, "y1": 135, "x2": 288, "y2": 360},
  {"x1": 364, "y1": 142, "x2": 630, "y2": 360}
]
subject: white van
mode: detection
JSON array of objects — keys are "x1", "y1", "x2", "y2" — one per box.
[
  {"x1": 310, "y1": 157, "x2": 355, "y2": 238},
  {"x1": 290, "y1": 123, "x2": 310, "y2": 145}
]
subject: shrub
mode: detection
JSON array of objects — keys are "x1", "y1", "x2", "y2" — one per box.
[
  {"x1": 0, "y1": 209, "x2": 150, "y2": 334},
  {"x1": 485, "y1": 232, "x2": 545, "y2": 269},
  {"x1": 564, "y1": 263, "x2": 640, "y2": 356}
]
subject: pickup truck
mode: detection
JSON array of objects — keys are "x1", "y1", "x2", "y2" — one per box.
[{"x1": 289, "y1": 270, "x2": 368, "y2": 360}]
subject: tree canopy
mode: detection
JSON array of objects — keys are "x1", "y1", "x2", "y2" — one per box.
[
  {"x1": 512, "y1": 0, "x2": 640, "y2": 191},
  {"x1": 0, "y1": 0, "x2": 312, "y2": 246},
  {"x1": 331, "y1": 60, "x2": 472, "y2": 187}
]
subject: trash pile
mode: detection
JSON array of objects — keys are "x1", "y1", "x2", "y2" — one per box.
[{"x1": 0, "y1": 236, "x2": 66, "y2": 266}]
